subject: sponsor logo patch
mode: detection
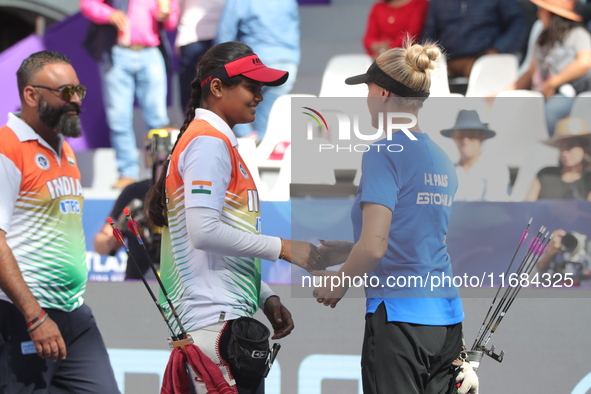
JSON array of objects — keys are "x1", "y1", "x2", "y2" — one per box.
[
  {"x1": 35, "y1": 153, "x2": 50, "y2": 170},
  {"x1": 239, "y1": 163, "x2": 249, "y2": 179}
]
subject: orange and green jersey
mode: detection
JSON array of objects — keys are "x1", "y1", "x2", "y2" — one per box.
[
  {"x1": 160, "y1": 109, "x2": 262, "y2": 332},
  {"x1": 0, "y1": 113, "x2": 87, "y2": 312}
]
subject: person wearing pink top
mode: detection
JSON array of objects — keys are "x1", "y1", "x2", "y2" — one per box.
[{"x1": 80, "y1": 0, "x2": 180, "y2": 189}]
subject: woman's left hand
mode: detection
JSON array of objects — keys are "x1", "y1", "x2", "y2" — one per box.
[
  {"x1": 263, "y1": 296, "x2": 294, "y2": 339},
  {"x1": 311, "y1": 270, "x2": 349, "y2": 308}
]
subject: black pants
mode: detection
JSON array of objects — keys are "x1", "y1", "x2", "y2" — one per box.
[
  {"x1": 361, "y1": 303, "x2": 463, "y2": 394},
  {"x1": 0, "y1": 301, "x2": 120, "y2": 394}
]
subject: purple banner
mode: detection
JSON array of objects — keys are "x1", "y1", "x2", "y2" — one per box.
[
  {"x1": 0, "y1": 12, "x2": 177, "y2": 152},
  {"x1": 0, "y1": 14, "x2": 110, "y2": 151},
  {"x1": 44, "y1": 13, "x2": 111, "y2": 151},
  {"x1": 82, "y1": 197, "x2": 591, "y2": 284},
  {"x1": 0, "y1": 35, "x2": 45, "y2": 124}
]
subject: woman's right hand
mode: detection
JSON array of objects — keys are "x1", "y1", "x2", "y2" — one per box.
[
  {"x1": 280, "y1": 240, "x2": 326, "y2": 271},
  {"x1": 318, "y1": 240, "x2": 354, "y2": 267}
]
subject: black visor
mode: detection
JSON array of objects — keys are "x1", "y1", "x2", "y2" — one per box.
[{"x1": 345, "y1": 62, "x2": 430, "y2": 98}]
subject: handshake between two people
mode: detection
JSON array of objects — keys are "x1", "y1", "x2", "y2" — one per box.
[{"x1": 284, "y1": 239, "x2": 355, "y2": 309}]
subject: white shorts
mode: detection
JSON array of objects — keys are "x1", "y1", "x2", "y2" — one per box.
[{"x1": 186, "y1": 321, "x2": 238, "y2": 393}]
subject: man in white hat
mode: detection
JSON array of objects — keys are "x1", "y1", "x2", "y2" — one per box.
[{"x1": 441, "y1": 110, "x2": 510, "y2": 201}]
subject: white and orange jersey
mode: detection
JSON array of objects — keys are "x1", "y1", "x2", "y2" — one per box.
[
  {"x1": 0, "y1": 113, "x2": 87, "y2": 312},
  {"x1": 160, "y1": 109, "x2": 262, "y2": 332}
]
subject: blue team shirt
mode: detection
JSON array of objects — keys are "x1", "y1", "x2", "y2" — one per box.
[{"x1": 352, "y1": 130, "x2": 464, "y2": 325}]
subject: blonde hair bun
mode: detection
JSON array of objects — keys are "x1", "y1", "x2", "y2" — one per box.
[
  {"x1": 375, "y1": 40, "x2": 442, "y2": 96},
  {"x1": 405, "y1": 42, "x2": 441, "y2": 73}
]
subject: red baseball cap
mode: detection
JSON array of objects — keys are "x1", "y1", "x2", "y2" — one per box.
[{"x1": 200, "y1": 54, "x2": 289, "y2": 88}]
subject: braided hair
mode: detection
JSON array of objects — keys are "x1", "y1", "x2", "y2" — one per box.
[{"x1": 145, "y1": 41, "x2": 255, "y2": 227}]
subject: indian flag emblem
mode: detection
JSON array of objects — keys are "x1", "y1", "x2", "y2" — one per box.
[
  {"x1": 192, "y1": 180, "x2": 212, "y2": 194},
  {"x1": 67, "y1": 157, "x2": 75, "y2": 165}
]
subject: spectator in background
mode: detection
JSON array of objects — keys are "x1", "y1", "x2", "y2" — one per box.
[
  {"x1": 363, "y1": 0, "x2": 429, "y2": 59},
  {"x1": 537, "y1": 229, "x2": 568, "y2": 273},
  {"x1": 441, "y1": 110, "x2": 510, "y2": 201},
  {"x1": 509, "y1": 0, "x2": 591, "y2": 136},
  {"x1": 176, "y1": 0, "x2": 226, "y2": 112},
  {"x1": 80, "y1": 0, "x2": 180, "y2": 189},
  {"x1": 577, "y1": 0, "x2": 591, "y2": 31},
  {"x1": 536, "y1": 229, "x2": 591, "y2": 286},
  {"x1": 423, "y1": 0, "x2": 528, "y2": 78},
  {"x1": 216, "y1": 0, "x2": 300, "y2": 144},
  {"x1": 518, "y1": 0, "x2": 542, "y2": 35},
  {"x1": 93, "y1": 129, "x2": 177, "y2": 279},
  {"x1": 526, "y1": 117, "x2": 591, "y2": 201}
]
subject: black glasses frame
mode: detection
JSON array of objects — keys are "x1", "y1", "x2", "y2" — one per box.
[{"x1": 32, "y1": 84, "x2": 87, "y2": 101}]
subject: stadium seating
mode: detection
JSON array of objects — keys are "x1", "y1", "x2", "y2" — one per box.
[
  {"x1": 429, "y1": 55, "x2": 452, "y2": 97},
  {"x1": 485, "y1": 90, "x2": 548, "y2": 169},
  {"x1": 237, "y1": 137, "x2": 268, "y2": 199},
  {"x1": 465, "y1": 54, "x2": 519, "y2": 97},
  {"x1": 518, "y1": 19, "x2": 543, "y2": 77},
  {"x1": 256, "y1": 94, "x2": 316, "y2": 170},
  {"x1": 318, "y1": 53, "x2": 372, "y2": 97},
  {"x1": 570, "y1": 91, "x2": 591, "y2": 125}
]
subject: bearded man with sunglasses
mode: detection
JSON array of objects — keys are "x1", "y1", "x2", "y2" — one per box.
[{"x1": 0, "y1": 51, "x2": 120, "y2": 394}]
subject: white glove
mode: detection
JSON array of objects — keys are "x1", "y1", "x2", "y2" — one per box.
[{"x1": 456, "y1": 361, "x2": 479, "y2": 394}]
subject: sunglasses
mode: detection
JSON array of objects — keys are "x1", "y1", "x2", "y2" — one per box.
[{"x1": 32, "y1": 84, "x2": 87, "y2": 101}]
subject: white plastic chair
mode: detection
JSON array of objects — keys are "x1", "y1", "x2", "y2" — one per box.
[
  {"x1": 465, "y1": 54, "x2": 519, "y2": 97},
  {"x1": 76, "y1": 148, "x2": 120, "y2": 191},
  {"x1": 570, "y1": 91, "x2": 591, "y2": 126},
  {"x1": 256, "y1": 94, "x2": 316, "y2": 170},
  {"x1": 292, "y1": 139, "x2": 337, "y2": 185},
  {"x1": 510, "y1": 142, "x2": 558, "y2": 201},
  {"x1": 267, "y1": 140, "x2": 338, "y2": 201},
  {"x1": 418, "y1": 96, "x2": 472, "y2": 163},
  {"x1": 518, "y1": 19, "x2": 543, "y2": 77},
  {"x1": 237, "y1": 138, "x2": 268, "y2": 200},
  {"x1": 318, "y1": 54, "x2": 373, "y2": 97},
  {"x1": 494, "y1": 89, "x2": 544, "y2": 98},
  {"x1": 429, "y1": 55, "x2": 452, "y2": 97},
  {"x1": 485, "y1": 90, "x2": 549, "y2": 169},
  {"x1": 267, "y1": 145, "x2": 292, "y2": 201}
]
